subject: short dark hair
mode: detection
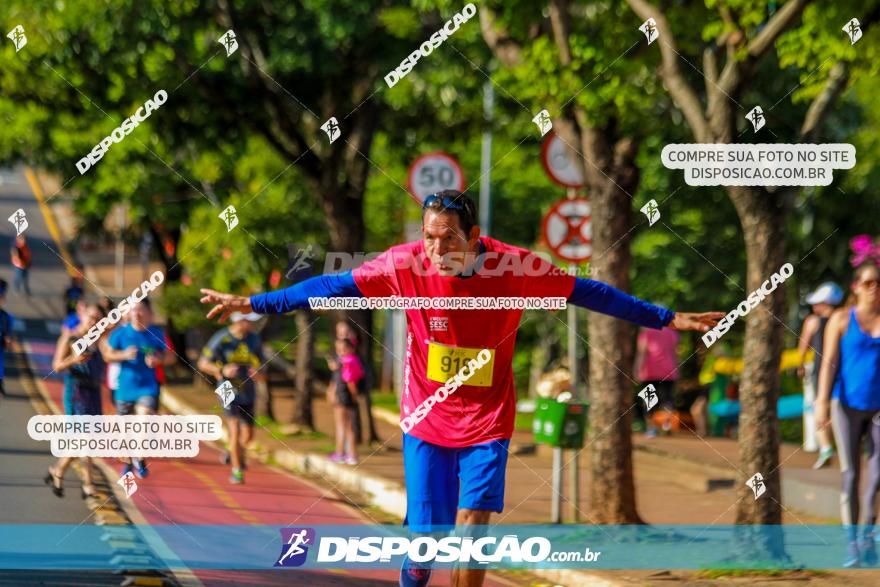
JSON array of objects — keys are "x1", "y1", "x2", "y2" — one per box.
[{"x1": 422, "y1": 190, "x2": 478, "y2": 235}]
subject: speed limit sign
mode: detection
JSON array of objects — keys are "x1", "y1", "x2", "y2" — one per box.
[{"x1": 407, "y1": 152, "x2": 466, "y2": 203}]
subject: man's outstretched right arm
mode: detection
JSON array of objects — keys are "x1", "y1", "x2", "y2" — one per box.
[
  {"x1": 250, "y1": 271, "x2": 362, "y2": 314},
  {"x1": 201, "y1": 271, "x2": 363, "y2": 321}
]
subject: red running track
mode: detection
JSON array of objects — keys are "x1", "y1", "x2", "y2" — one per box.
[{"x1": 26, "y1": 340, "x2": 506, "y2": 587}]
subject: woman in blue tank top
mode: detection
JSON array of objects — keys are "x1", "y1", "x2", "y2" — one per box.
[
  {"x1": 44, "y1": 304, "x2": 107, "y2": 499},
  {"x1": 816, "y1": 261, "x2": 880, "y2": 567}
]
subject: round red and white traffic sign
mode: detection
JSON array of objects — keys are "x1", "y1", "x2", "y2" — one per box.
[
  {"x1": 541, "y1": 132, "x2": 585, "y2": 189},
  {"x1": 541, "y1": 198, "x2": 592, "y2": 262},
  {"x1": 407, "y1": 152, "x2": 466, "y2": 203}
]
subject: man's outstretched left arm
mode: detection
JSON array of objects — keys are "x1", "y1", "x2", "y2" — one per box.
[{"x1": 567, "y1": 278, "x2": 722, "y2": 333}]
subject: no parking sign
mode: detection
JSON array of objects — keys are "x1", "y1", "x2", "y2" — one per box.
[{"x1": 541, "y1": 198, "x2": 592, "y2": 263}]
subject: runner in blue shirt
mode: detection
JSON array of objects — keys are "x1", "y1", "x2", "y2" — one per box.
[{"x1": 105, "y1": 299, "x2": 175, "y2": 478}]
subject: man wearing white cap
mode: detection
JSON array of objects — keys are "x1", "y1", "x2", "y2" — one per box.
[
  {"x1": 798, "y1": 281, "x2": 844, "y2": 468},
  {"x1": 197, "y1": 311, "x2": 265, "y2": 484}
]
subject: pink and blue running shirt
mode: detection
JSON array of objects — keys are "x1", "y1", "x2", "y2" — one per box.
[
  {"x1": 355, "y1": 238, "x2": 557, "y2": 447},
  {"x1": 250, "y1": 236, "x2": 675, "y2": 448}
]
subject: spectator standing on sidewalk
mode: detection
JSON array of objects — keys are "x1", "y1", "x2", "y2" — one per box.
[
  {"x1": 634, "y1": 326, "x2": 680, "y2": 437},
  {"x1": 327, "y1": 336, "x2": 364, "y2": 465},
  {"x1": 798, "y1": 281, "x2": 843, "y2": 469},
  {"x1": 10, "y1": 234, "x2": 32, "y2": 296},
  {"x1": 197, "y1": 312, "x2": 265, "y2": 484},
  {"x1": 335, "y1": 320, "x2": 380, "y2": 445}
]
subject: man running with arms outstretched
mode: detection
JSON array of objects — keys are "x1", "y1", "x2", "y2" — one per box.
[{"x1": 201, "y1": 190, "x2": 722, "y2": 587}]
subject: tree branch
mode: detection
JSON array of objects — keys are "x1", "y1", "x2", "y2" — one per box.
[
  {"x1": 548, "y1": 0, "x2": 573, "y2": 65},
  {"x1": 716, "y1": 0, "x2": 812, "y2": 98},
  {"x1": 479, "y1": 7, "x2": 523, "y2": 67},
  {"x1": 625, "y1": 0, "x2": 711, "y2": 142},
  {"x1": 746, "y1": 0, "x2": 811, "y2": 60},
  {"x1": 799, "y1": 61, "x2": 848, "y2": 141}
]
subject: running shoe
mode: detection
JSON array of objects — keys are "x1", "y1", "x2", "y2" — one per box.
[
  {"x1": 344, "y1": 455, "x2": 358, "y2": 466},
  {"x1": 230, "y1": 469, "x2": 244, "y2": 485},
  {"x1": 121, "y1": 463, "x2": 134, "y2": 477},
  {"x1": 134, "y1": 460, "x2": 149, "y2": 479},
  {"x1": 812, "y1": 447, "x2": 834, "y2": 470},
  {"x1": 844, "y1": 541, "x2": 860, "y2": 568},
  {"x1": 861, "y1": 535, "x2": 878, "y2": 566},
  {"x1": 399, "y1": 557, "x2": 431, "y2": 587},
  {"x1": 328, "y1": 453, "x2": 345, "y2": 463},
  {"x1": 221, "y1": 451, "x2": 246, "y2": 469}
]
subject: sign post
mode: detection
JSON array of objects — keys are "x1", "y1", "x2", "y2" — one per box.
[{"x1": 541, "y1": 135, "x2": 589, "y2": 522}]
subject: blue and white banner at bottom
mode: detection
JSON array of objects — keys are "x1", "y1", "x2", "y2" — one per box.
[{"x1": 0, "y1": 525, "x2": 873, "y2": 570}]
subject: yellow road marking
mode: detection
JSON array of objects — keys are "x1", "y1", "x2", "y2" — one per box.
[
  {"x1": 24, "y1": 167, "x2": 76, "y2": 275},
  {"x1": 170, "y1": 461, "x2": 263, "y2": 525}
]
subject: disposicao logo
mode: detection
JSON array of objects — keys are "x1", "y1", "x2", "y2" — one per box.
[
  {"x1": 275, "y1": 527, "x2": 315, "y2": 567},
  {"x1": 76, "y1": 89, "x2": 168, "y2": 175}
]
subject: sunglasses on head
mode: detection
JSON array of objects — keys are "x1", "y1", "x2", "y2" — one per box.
[{"x1": 423, "y1": 193, "x2": 465, "y2": 210}]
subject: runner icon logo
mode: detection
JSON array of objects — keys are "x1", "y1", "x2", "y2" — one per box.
[
  {"x1": 8, "y1": 208, "x2": 27, "y2": 236},
  {"x1": 746, "y1": 472, "x2": 766, "y2": 500},
  {"x1": 285, "y1": 244, "x2": 315, "y2": 282},
  {"x1": 7, "y1": 25, "x2": 26, "y2": 52},
  {"x1": 219, "y1": 30, "x2": 238, "y2": 56},
  {"x1": 639, "y1": 18, "x2": 658, "y2": 45},
  {"x1": 746, "y1": 106, "x2": 765, "y2": 133},
  {"x1": 117, "y1": 471, "x2": 138, "y2": 497},
  {"x1": 215, "y1": 380, "x2": 235, "y2": 408},
  {"x1": 276, "y1": 528, "x2": 315, "y2": 567},
  {"x1": 843, "y1": 18, "x2": 862, "y2": 45},
  {"x1": 640, "y1": 199, "x2": 660, "y2": 226},
  {"x1": 219, "y1": 205, "x2": 239, "y2": 232},
  {"x1": 532, "y1": 109, "x2": 552, "y2": 136},
  {"x1": 321, "y1": 117, "x2": 341, "y2": 144},
  {"x1": 638, "y1": 384, "x2": 658, "y2": 412}
]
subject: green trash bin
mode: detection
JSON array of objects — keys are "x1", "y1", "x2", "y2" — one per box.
[{"x1": 532, "y1": 398, "x2": 588, "y2": 449}]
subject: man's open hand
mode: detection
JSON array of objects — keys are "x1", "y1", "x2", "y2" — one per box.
[
  {"x1": 199, "y1": 289, "x2": 252, "y2": 322},
  {"x1": 668, "y1": 311, "x2": 724, "y2": 333}
]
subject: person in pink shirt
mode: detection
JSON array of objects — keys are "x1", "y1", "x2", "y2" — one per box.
[
  {"x1": 200, "y1": 190, "x2": 721, "y2": 587},
  {"x1": 327, "y1": 337, "x2": 364, "y2": 465},
  {"x1": 634, "y1": 326, "x2": 680, "y2": 437}
]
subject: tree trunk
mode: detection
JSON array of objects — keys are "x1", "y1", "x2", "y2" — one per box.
[
  {"x1": 579, "y1": 126, "x2": 643, "y2": 524},
  {"x1": 293, "y1": 309, "x2": 315, "y2": 428},
  {"x1": 149, "y1": 224, "x2": 188, "y2": 372},
  {"x1": 727, "y1": 186, "x2": 787, "y2": 529}
]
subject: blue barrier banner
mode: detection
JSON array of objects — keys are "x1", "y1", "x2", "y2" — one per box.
[{"x1": 0, "y1": 524, "x2": 868, "y2": 570}]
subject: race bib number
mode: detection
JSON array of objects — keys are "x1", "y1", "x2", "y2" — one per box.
[{"x1": 426, "y1": 343, "x2": 494, "y2": 387}]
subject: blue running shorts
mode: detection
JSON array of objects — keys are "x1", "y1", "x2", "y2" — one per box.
[{"x1": 402, "y1": 433, "x2": 510, "y2": 532}]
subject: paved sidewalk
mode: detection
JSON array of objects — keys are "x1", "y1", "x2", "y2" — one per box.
[{"x1": 162, "y1": 382, "x2": 822, "y2": 525}]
